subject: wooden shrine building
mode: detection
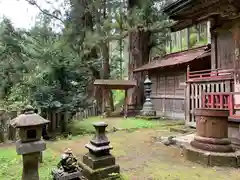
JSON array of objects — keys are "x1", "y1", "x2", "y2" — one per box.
[
  {"x1": 94, "y1": 79, "x2": 137, "y2": 117},
  {"x1": 162, "y1": 0, "x2": 240, "y2": 148},
  {"x1": 134, "y1": 45, "x2": 211, "y2": 119}
]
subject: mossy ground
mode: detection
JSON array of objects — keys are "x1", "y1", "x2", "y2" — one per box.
[{"x1": 0, "y1": 117, "x2": 239, "y2": 180}]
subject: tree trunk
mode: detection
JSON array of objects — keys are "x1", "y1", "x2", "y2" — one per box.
[
  {"x1": 102, "y1": 42, "x2": 114, "y2": 112},
  {"x1": 70, "y1": 0, "x2": 104, "y2": 112},
  {"x1": 128, "y1": 27, "x2": 151, "y2": 108}
]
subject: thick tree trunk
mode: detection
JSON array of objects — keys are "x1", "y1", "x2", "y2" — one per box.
[
  {"x1": 102, "y1": 42, "x2": 114, "y2": 112},
  {"x1": 128, "y1": 27, "x2": 151, "y2": 108},
  {"x1": 70, "y1": 0, "x2": 104, "y2": 111}
]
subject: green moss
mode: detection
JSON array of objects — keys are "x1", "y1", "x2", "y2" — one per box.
[{"x1": 68, "y1": 116, "x2": 184, "y2": 136}]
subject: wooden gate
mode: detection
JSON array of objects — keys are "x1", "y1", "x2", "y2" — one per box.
[{"x1": 186, "y1": 68, "x2": 234, "y2": 127}]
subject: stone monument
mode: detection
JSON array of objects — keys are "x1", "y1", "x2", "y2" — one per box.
[
  {"x1": 140, "y1": 75, "x2": 156, "y2": 116},
  {"x1": 11, "y1": 105, "x2": 49, "y2": 180},
  {"x1": 79, "y1": 122, "x2": 120, "y2": 180},
  {"x1": 52, "y1": 148, "x2": 82, "y2": 180}
]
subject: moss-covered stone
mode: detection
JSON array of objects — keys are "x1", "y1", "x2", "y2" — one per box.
[
  {"x1": 79, "y1": 161, "x2": 120, "y2": 180},
  {"x1": 183, "y1": 143, "x2": 240, "y2": 168},
  {"x1": 183, "y1": 144, "x2": 210, "y2": 166}
]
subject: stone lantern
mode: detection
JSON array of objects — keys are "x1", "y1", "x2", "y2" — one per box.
[
  {"x1": 11, "y1": 105, "x2": 49, "y2": 180},
  {"x1": 140, "y1": 75, "x2": 156, "y2": 116},
  {"x1": 79, "y1": 122, "x2": 120, "y2": 180}
]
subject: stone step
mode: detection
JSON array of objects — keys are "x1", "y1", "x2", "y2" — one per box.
[{"x1": 230, "y1": 137, "x2": 240, "y2": 150}]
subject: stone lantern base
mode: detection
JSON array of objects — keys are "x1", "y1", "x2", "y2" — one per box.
[
  {"x1": 52, "y1": 170, "x2": 82, "y2": 180},
  {"x1": 79, "y1": 122, "x2": 120, "y2": 180},
  {"x1": 79, "y1": 153, "x2": 120, "y2": 180},
  {"x1": 140, "y1": 102, "x2": 156, "y2": 117}
]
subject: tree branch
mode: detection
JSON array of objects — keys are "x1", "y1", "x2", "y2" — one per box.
[{"x1": 25, "y1": 0, "x2": 65, "y2": 24}]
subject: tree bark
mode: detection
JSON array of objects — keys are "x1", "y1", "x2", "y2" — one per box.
[{"x1": 128, "y1": 27, "x2": 151, "y2": 108}]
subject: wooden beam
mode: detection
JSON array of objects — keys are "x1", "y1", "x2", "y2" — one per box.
[
  {"x1": 102, "y1": 87, "x2": 105, "y2": 114},
  {"x1": 124, "y1": 89, "x2": 128, "y2": 118}
]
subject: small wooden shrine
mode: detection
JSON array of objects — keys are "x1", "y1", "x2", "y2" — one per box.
[{"x1": 94, "y1": 79, "x2": 137, "y2": 117}]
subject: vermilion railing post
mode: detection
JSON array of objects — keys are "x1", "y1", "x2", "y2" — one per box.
[
  {"x1": 220, "y1": 94, "x2": 223, "y2": 109},
  {"x1": 229, "y1": 94, "x2": 234, "y2": 116},
  {"x1": 207, "y1": 94, "x2": 211, "y2": 108},
  {"x1": 202, "y1": 93, "x2": 206, "y2": 108},
  {"x1": 210, "y1": 94, "x2": 214, "y2": 108}
]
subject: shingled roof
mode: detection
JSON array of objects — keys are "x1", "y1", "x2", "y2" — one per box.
[
  {"x1": 163, "y1": 0, "x2": 240, "y2": 32},
  {"x1": 11, "y1": 105, "x2": 49, "y2": 128},
  {"x1": 94, "y1": 79, "x2": 137, "y2": 89},
  {"x1": 133, "y1": 45, "x2": 210, "y2": 72}
]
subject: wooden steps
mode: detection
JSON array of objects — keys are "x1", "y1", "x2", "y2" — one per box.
[{"x1": 228, "y1": 115, "x2": 240, "y2": 123}]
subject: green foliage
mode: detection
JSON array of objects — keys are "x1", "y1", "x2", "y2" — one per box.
[
  {"x1": 0, "y1": 147, "x2": 58, "y2": 180},
  {"x1": 0, "y1": 0, "x2": 173, "y2": 111},
  {"x1": 128, "y1": 0, "x2": 172, "y2": 58},
  {"x1": 112, "y1": 90, "x2": 125, "y2": 106},
  {"x1": 0, "y1": 15, "x2": 93, "y2": 111}
]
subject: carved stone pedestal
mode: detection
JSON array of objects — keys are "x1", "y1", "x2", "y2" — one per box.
[
  {"x1": 191, "y1": 109, "x2": 233, "y2": 152},
  {"x1": 52, "y1": 169, "x2": 81, "y2": 180},
  {"x1": 184, "y1": 108, "x2": 240, "y2": 167},
  {"x1": 79, "y1": 122, "x2": 120, "y2": 180}
]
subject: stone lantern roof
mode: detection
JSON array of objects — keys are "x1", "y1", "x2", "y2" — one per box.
[{"x1": 11, "y1": 105, "x2": 49, "y2": 128}]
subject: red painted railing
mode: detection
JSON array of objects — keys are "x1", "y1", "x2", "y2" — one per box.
[
  {"x1": 187, "y1": 68, "x2": 234, "y2": 81},
  {"x1": 202, "y1": 92, "x2": 240, "y2": 117}
]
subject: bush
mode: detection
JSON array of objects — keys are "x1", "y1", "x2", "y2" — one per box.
[{"x1": 67, "y1": 119, "x2": 96, "y2": 136}]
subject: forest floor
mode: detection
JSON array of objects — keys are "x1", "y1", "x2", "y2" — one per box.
[{"x1": 0, "y1": 118, "x2": 240, "y2": 180}]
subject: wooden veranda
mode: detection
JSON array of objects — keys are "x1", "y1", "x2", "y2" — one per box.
[{"x1": 94, "y1": 79, "x2": 137, "y2": 117}]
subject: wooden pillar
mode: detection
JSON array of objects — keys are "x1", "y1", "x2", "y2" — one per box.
[
  {"x1": 210, "y1": 17, "x2": 218, "y2": 70},
  {"x1": 186, "y1": 28, "x2": 190, "y2": 49},
  {"x1": 186, "y1": 66, "x2": 190, "y2": 125},
  {"x1": 124, "y1": 89, "x2": 128, "y2": 118},
  {"x1": 207, "y1": 21, "x2": 211, "y2": 44},
  {"x1": 102, "y1": 87, "x2": 105, "y2": 114},
  {"x1": 179, "y1": 30, "x2": 183, "y2": 51},
  {"x1": 52, "y1": 111, "x2": 56, "y2": 133},
  {"x1": 169, "y1": 33, "x2": 172, "y2": 53},
  {"x1": 232, "y1": 23, "x2": 240, "y2": 115}
]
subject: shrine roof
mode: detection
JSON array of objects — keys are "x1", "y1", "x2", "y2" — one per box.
[
  {"x1": 133, "y1": 45, "x2": 210, "y2": 72},
  {"x1": 93, "y1": 79, "x2": 137, "y2": 89},
  {"x1": 163, "y1": 0, "x2": 226, "y2": 32}
]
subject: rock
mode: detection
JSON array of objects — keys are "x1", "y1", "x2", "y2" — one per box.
[{"x1": 159, "y1": 136, "x2": 176, "y2": 146}]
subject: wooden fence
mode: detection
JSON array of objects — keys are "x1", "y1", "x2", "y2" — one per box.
[
  {"x1": 186, "y1": 68, "x2": 234, "y2": 127},
  {"x1": 0, "y1": 104, "x2": 101, "y2": 143},
  {"x1": 0, "y1": 110, "x2": 18, "y2": 143},
  {"x1": 71, "y1": 104, "x2": 100, "y2": 121}
]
